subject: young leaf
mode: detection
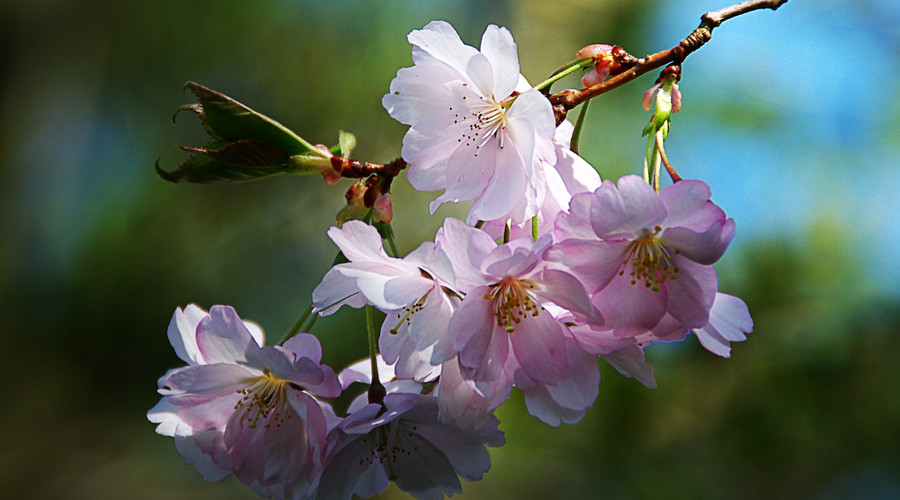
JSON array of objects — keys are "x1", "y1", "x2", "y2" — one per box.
[{"x1": 157, "y1": 82, "x2": 328, "y2": 183}]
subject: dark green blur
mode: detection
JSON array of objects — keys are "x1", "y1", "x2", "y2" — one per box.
[{"x1": 1, "y1": 1, "x2": 897, "y2": 498}]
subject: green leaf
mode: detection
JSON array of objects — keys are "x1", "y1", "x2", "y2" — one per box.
[
  {"x1": 181, "y1": 82, "x2": 317, "y2": 154},
  {"x1": 156, "y1": 140, "x2": 293, "y2": 184},
  {"x1": 158, "y1": 82, "x2": 330, "y2": 183}
]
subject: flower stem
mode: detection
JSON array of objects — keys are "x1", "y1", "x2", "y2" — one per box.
[
  {"x1": 279, "y1": 303, "x2": 314, "y2": 345},
  {"x1": 534, "y1": 59, "x2": 592, "y2": 92},
  {"x1": 531, "y1": 216, "x2": 539, "y2": 242},
  {"x1": 383, "y1": 222, "x2": 400, "y2": 258},
  {"x1": 570, "y1": 100, "x2": 590, "y2": 155},
  {"x1": 655, "y1": 131, "x2": 682, "y2": 183},
  {"x1": 643, "y1": 132, "x2": 655, "y2": 184},
  {"x1": 366, "y1": 305, "x2": 386, "y2": 404}
]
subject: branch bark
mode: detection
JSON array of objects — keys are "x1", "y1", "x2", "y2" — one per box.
[{"x1": 549, "y1": 0, "x2": 789, "y2": 111}]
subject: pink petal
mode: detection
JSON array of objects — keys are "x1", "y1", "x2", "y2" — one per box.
[
  {"x1": 435, "y1": 218, "x2": 495, "y2": 291},
  {"x1": 407, "y1": 21, "x2": 478, "y2": 74},
  {"x1": 167, "y1": 304, "x2": 206, "y2": 365},
  {"x1": 467, "y1": 135, "x2": 529, "y2": 222},
  {"x1": 532, "y1": 268, "x2": 602, "y2": 324},
  {"x1": 554, "y1": 192, "x2": 597, "y2": 241},
  {"x1": 592, "y1": 273, "x2": 668, "y2": 336},
  {"x1": 600, "y1": 346, "x2": 657, "y2": 388},
  {"x1": 545, "y1": 239, "x2": 630, "y2": 294},
  {"x1": 327, "y1": 221, "x2": 387, "y2": 262},
  {"x1": 661, "y1": 218, "x2": 734, "y2": 265},
  {"x1": 509, "y1": 309, "x2": 566, "y2": 384},
  {"x1": 196, "y1": 306, "x2": 261, "y2": 365},
  {"x1": 664, "y1": 255, "x2": 717, "y2": 328},
  {"x1": 479, "y1": 24, "x2": 520, "y2": 98},
  {"x1": 590, "y1": 176, "x2": 666, "y2": 238},
  {"x1": 464, "y1": 53, "x2": 495, "y2": 99},
  {"x1": 382, "y1": 63, "x2": 463, "y2": 129}
]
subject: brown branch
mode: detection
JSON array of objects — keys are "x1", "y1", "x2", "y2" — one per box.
[
  {"x1": 549, "y1": 0, "x2": 788, "y2": 112},
  {"x1": 329, "y1": 156, "x2": 407, "y2": 179}
]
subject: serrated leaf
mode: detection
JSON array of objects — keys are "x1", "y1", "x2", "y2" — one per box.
[
  {"x1": 183, "y1": 82, "x2": 317, "y2": 155},
  {"x1": 158, "y1": 82, "x2": 331, "y2": 183},
  {"x1": 156, "y1": 140, "x2": 293, "y2": 183}
]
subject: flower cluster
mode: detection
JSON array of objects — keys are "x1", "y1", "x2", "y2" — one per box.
[{"x1": 151, "y1": 19, "x2": 755, "y2": 500}]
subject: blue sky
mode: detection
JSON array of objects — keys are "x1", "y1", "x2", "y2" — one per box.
[{"x1": 650, "y1": 0, "x2": 900, "y2": 295}]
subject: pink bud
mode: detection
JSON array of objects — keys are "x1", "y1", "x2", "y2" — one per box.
[
  {"x1": 642, "y1": 83, "x2": 660, "y2": 112},
  {"x1": 577, "y1": 44, "x2": 614, "y2": 60},
  {"x1": 373, "y1": 193, "x2": 393, "y2": 224},
  {"x1": 671, "y1": 85, "x2": 682, "y2": 113}
]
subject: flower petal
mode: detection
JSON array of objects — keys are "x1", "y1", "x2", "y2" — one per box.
[
  {"x1": 592, "y1": 273, "x2": 668, "y2": 336},
  {"x1": 590, "y1": 175, "x2": 666, "y2": 238},
  {"x1": 509, "y1": 309, "x2": 566, "y2": 384},
  {"x1": 196, "y1": 306, "x2": 262, "y2": 365},
  {"x1": 479, "y1": 24, "x2": 519, "y2": 98},
  {"x1": 661, "y1": 218, "x2": 735, "y2": 265},
  {"x1": 664, "y1": 255, "x2": 717, "y2": 328}
]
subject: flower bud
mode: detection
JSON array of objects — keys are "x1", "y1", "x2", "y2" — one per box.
[{"x1": 577, "y1": 44, "x2": 615, "y2": 87}]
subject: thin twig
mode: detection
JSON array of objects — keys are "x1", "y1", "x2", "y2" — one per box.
[{"x1": 549, "y1": 0, "x2": 788, "y2": 112}]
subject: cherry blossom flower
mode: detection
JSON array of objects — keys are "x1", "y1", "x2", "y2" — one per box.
[
  {"x1": 549, "y1": 175, "x2": 735, "y2": 337},
  {"x1": 318, "y1": 379, "x2": 504, "y2": 500},
  {"x1": 436, "y1": 217, "x2": 602, "y2": 388},
  {"x1": 382, "y1": 21, "x2": 557, "y2": 223},
  {"x1": 312, "y1": 221, "x2": 460, "y2": 381},
  {"x1": 150, "y1": 305, "x2": 341, "y2": 500}
]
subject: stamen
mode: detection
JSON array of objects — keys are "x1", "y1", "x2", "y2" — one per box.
[
  {"x1": 233, "y1": 371, "x2": 291, "y2": 429},
  {"x1": 485, "y1": 279, "x2": 540, "y2": 333},
  {"x1": 621, "y1": 226, "x2": 679, "y2": 291},
  {"x1": 457, "y1": 86, "x2": 509, "y2": 157},
  {"x1": 389, "y1": 288, "x2": 432, "y2": 334}
]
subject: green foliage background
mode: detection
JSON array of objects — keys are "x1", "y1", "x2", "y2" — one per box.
[{"x1": 1, "y1": 1, "x2": 898, "y2": 498}]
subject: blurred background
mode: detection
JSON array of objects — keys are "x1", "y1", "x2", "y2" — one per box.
[{"x1": 2, "y1": 0, "x2": 899, "y2": 498}]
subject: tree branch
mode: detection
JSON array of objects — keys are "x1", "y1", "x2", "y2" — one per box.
[{"x1": 549, "y1": 0, "x2": 788, "y2": 112}]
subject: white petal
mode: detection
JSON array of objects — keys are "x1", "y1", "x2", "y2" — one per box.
[{"x1": 479, "y1": 24, "x2": 519, "y2": 98}]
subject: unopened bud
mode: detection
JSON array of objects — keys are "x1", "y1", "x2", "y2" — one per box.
[{"x1": 576, "y1": 44, "x2": 615, "y2": 87}]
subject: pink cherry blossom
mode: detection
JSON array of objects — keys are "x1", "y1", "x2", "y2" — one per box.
[
  {"x1": 312, "y1": 221, "x2": 460, "y2": 381},
  {"x1": 383, "y1": 21, "x2": 557, "y2": 223},
  {"x1": 319, "y1": 364, "x2": 504, "y2": 500},
  {"x1": 150, "y1": 305, "x2": 341, "y2": 500},
  {"x1": 436, "y1": 217, "x2": 602, "y2": 389},
  {"x1": 549, "y1": 175, "x2": 735, "y2": 337}
]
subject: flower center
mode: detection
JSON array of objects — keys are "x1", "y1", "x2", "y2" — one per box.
[
  {"x1": 358, "y1": 421, "x2": 419, "y2": 480},
  {"x1": 620, "y1": 226, "x2": 679, "y2": 292},
  {"x1": 452, "y1": 85, "x2": 510, "y2": 156},
  {"x1": 389, "y1": 288, "x2": 432, "y2": 335},
  {"x1": 234, "y1": 371, "x2": 291, "y2": 429},
  {"x1": 485, "y1": 279, "x2": 540, "y2": 332}
]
